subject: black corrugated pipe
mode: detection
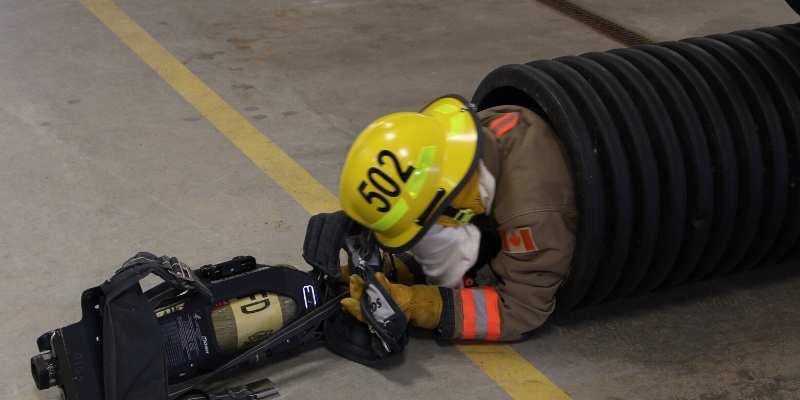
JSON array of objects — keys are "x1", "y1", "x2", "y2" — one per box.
[
  {"x1": 472, "y1": 23, "x2": 800, "y2": 312},
  {"x1": 788, "y1": 0, "x2": 800, "y2": 15}
]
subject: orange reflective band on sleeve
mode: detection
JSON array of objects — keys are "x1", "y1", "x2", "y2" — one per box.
[
  {"x1": 460, "y1": 287, "x2": 501, "y2": 341},
  {"x1": 488, "y1": 112, "x2": 520, "y2": 139},
  {"x1": 461, "y1": 289, "x2": 477, "y2": 339},
  {"x1": 483, "y1": 287, "x2": 501, "y2": 341}
]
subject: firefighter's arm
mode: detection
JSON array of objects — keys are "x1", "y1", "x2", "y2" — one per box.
[{"x1": 438, "y1": 209, "x2": 576, "y2": 341}]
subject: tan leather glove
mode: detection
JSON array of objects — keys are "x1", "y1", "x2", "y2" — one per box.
[{"x1": 341, "y1": 272, "x2": 443, "y2": 330}]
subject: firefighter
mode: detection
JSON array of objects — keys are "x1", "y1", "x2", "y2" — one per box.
[{"x1": 327, "y1": 95, "x2": 576, "y2": 341}]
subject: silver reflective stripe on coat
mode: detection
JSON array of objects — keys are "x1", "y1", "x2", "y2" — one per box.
[{"x1": 471, "y1": 288, "x2": 489, "y2": 339}]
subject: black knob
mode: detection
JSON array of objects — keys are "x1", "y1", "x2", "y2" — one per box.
[{"x1": 31, "y1": 352, "x2": 57, "y2": 390}]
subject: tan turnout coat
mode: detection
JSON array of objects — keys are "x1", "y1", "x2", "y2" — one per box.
[{"x1": 438, "y1": 105, "x2": 577, "y2": 341}]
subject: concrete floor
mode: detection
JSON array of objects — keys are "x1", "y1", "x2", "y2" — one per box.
[{"x1": 1, "y1": 0, "x2": 798, "y2": 399}]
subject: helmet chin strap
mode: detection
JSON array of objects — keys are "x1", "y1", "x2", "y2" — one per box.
[
  {"x1": 440, "y1": 206, "x2": 477, "y2": 224},
  {"x1": 436, "y1": 161, "x2": 496, "y2": 225}
]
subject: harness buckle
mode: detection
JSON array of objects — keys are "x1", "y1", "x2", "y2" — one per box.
[{"x1": 453, "y1": 208, "x2": 475, "y2": 224}]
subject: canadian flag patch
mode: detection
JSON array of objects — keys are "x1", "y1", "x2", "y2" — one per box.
[{"x1": 501, "y1": 227, "x2": 538, "y2": 254}]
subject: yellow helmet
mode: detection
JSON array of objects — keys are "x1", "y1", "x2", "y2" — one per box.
[{"x1": 340, "y1": 95, "x2": 482, "y2": 252}]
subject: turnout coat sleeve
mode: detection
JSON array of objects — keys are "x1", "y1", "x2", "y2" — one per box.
[{"x1": 438, "y1": 106, "x2": 577, "y2": 341}]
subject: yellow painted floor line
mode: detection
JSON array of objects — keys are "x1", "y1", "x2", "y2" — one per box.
[
  {"x1": 79, "y1": 0, "x2": 571, "y2": 398},
  {"x1": 80, "y1": 0, "x2": 338, "y2": 216},
  {"x1": 459, "y1": 344, "x2": 571, "y2": 399}
]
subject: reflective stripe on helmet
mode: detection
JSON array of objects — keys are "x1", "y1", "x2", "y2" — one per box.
[
  {"x1": 430, "y1": 102, "x2": 460, "y2": 114},
  {"x1": 449, "y1": 112, "x2": 469, "y2": 134},
  {"x1": 406, "y1": 146, "x2": 437, "y2": 199},
  {"x1": 369, "y1": 199, "x2": 409, "y2": 232}
]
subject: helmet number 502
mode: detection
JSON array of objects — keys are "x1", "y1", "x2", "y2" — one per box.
[{"x1": 358, "y1": 150, "x2": 415, "y2": 213}]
